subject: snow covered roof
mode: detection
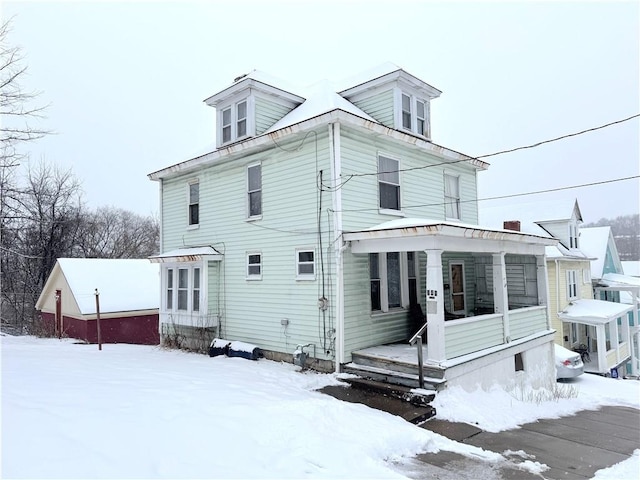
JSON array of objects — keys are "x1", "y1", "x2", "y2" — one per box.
[
  {"x1": 622, "y1": 261, "x2": 640, "y2": 277},
  {"x1": 480, "y1": 198, "x2": 581, "y2": 234},
  {"x1": 51, "y1": 259, "x2": 159, "y2": 315},
  {"x1": 265, "y1": 80, "x2": 376, "y2": 133},
  {"x1": 580, "y1": 227, "x2": 612, "y2": 278},
  {"x1": 149, "y1": 246, "x2": 223, "y2": 263},
  {"x1": 600, "y1": 273, "x2": 640, "y2": 288},
  {"x1": 558, "y1": 299, "x2": 633, "y2": 325}
]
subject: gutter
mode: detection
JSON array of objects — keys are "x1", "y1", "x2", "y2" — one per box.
[{"x1": 148, "y1": 109, "x2": 489, "y2": 181}]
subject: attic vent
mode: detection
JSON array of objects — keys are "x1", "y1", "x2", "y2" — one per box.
[{"x1": 233, "y1": 73, "x2": 249, "y2": 83}]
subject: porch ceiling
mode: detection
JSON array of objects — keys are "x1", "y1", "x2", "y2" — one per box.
[
  {"x1": 343, "y1": 219, "x2": 557, "y2": 255},
  {"x1": 558, "y1": 299, "x2": 634, "y2": 326}
]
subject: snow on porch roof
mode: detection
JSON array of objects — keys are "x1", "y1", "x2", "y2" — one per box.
[
  {"x1": 148, "y1": 246, "x2": 223, "y2": 263},
  {"x1": 343, "y1": 218, "x2": 557, "y2": 254},
  {"x1": 558, "y1": 299, "x2": 633, "y2": 326},
  {"x1": 56, "y1": 258, "x2": 159, "y2": 315},
  {"x1": 599, "y1": 273, "x2": 640, "y2": 289}
]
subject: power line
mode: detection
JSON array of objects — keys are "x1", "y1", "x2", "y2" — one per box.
[
  {"x1": 324, "y1": 113, "x2": 639, "y2": 188},
  {"x1": 476, "y1": 114, "x2": 640, "y2": 159}
]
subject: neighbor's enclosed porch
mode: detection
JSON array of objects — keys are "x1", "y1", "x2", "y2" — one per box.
[
  {"x1": 342, "y1": 220, "x2": 558, "y2": 366},
  {"x1": 559, "y1": 299, "x2": 633, "y2": 376}
]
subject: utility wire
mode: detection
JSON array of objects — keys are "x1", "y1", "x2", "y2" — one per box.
[{"x1": 320, "y1": 113, "x2": 640, "y2": 188}]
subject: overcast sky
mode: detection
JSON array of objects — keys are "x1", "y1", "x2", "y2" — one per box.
[{"x1": 4, "y1": 1, "x2": 639, "y2": 224}]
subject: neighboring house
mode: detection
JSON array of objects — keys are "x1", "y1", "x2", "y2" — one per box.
[
  {"x1": 622, "y1": 261, "x2": 640, "y2": 277},
  {"x1": 482, "y1": 201, "x2": 635, "y2": 377},
  {"x1": 148, "y1": 64, "x2": 559, "y2": 391},
  {"x1": 36, "y1": 258, "x2": 160, "y2": 345},
  {"x1": 581, "y1": 228, "x2": 640, "y2": 376}
]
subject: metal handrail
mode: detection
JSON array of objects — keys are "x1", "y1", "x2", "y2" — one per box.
[{"x1": 409, "y1": 321, "x2": 428, "y2": 389}]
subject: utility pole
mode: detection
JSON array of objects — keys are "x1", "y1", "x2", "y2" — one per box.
[{"x1": 94, "y1": 289, "x2": 102, "y2": 351}]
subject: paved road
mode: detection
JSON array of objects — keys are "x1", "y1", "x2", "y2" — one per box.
[{"x1": 320, "y1": 385, "x2": 640, "y2": 479}]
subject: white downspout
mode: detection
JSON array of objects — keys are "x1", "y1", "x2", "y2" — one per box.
[
  {"x1": 329, "y1": 122, "x2": 345, "y2": 372},
  {"x1": 158, "y1": 178, "x2": 164, "y2": 340},
  {"x1": 555, "y1": 258, "x2": 560, "y2": 339}
]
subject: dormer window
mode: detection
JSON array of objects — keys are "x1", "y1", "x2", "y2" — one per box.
[
  {"x1": 569, "y1": 224, "x2": 579, "y2": 249},
  {"x1": 219, "y1": 98, "x2": 251, "y2": 145},
  {"x1": 398, "y1": 91, "x2": 430, "y2": 137}
]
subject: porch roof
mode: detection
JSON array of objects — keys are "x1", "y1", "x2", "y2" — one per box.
[
  {"x1": 598, "y1": 273, "x2": 640, "y2": 290},
  {"x1": 343, "y1": 218, "x2": 557, "y2": 255},
  {"x1": 558, "y1": 299, "x2": 634, "y2": 326},
  {"x1": 149, "y1": 246, "x2": 223, "y2": 263}
]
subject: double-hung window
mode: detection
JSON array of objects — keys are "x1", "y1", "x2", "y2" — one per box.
[
  {"x1": 247, "y1": 252, "x2": 262, "y2": 280},
  {"x1": 569, "y1": 224, "x2": 578, "y2": 249},
  {"x1": 219, "y1": 98, "x2": 250, "y2": 145},
  {"x1": 444, "y1": 174, "x2": 460, "y2": 220},
  {"x1": 378, "y1": 154, "x2": 401, "y2": 212},
  {"x1": 296, "y1": 249, "x2": 315, "y2": 279},
  {"x1": 247, "y1": 164, "x2": 262, "y2": 218},
  {"x1": 370, "y1": 252, "x2": 404, "y2": 312},
  {"x1": 399, "y1": 92, "x2": 429, "y2": 137},
  {"x1": 188, "y1": 180, "x2": 199, "y2": 226},
  {"x1": 567, "y1": 270, "x2": 578, "y2": 300}
]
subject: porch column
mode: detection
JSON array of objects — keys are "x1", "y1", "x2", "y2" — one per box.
[
  {"x1": 425, "y1": 249, "x2": 445, "y2": 363},
  {"x1": 536, "y1": 254, "x2": 551, "y2": 330},
  {"x1": 492, "y1": 252, "x2": 510, "y2": 342},
  {"x1": 596, "y1": 324, "x2": 607, "y2": 373},
  {"x1": 611, "y1": 317, "x2": 620, "y2": 366}
]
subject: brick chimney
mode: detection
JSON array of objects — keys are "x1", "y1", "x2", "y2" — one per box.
[{"x1": 503, "y1": 220, "x2": 521, "y2": 232}]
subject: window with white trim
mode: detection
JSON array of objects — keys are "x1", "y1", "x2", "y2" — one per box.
[
  {"x1": 444, "y1": 174, "x2": 460, "y2": 220},
  {"x1": 247, "y1": 164, "x2": 262, "y2": 218},
  {"x1": 582, "y1": 268, "x2": 590, "y2": 284},
  {"x1": 188, "y1": 180, "x2": 199, "y2": 226},
  {"x1": 378, "y1": 154, "x2": 401, "y2": 211},
  {"x1": 399, "y1": 92, "x2": 430, "y2": 137},
  {"x1": 164, "y1": 266, "x2": 202, "y2": 313},
  {"x1": 296, "y1": 249, "x2": 315, "y2": 279},
  {"x1": 219, "y1": 99, "x2": 250, "y2": 145},
  {"x1": 370, "y1": 252, "x2": 404, "y2": 312},
  {"x1": 567, "y1": 270, "x2": 578, "y2": 300},
  {"x1": 569, "y1": 224, "x2": 579, "y2": 248},
  {"x1": 247, "y1": 252, "x2": 262, "y2": 280}
]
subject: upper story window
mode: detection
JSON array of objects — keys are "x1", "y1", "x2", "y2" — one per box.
[
  {"x1": 444, "y1": 174, "x2": 460, "y2": 220},
  {"x1": 569, "y1": 224, "x2": 579, "y2": 249},
  {"x1": 188, "y1": 180, "x2": 199, "y2": 226},
  {"x1": 567, "y1": 270, "x2": 578, "y2": 300},
  {"x1": 398, "y1": 91, "x2": 430, "y2": 137},
  {"x1": 219, "y1": 99, "x2": 250, "y2": 145},
  {"x1": 247, "y1": 164, "x2": 262, "y2": 218},
  {"x1": 378, "y1": 154, "x2": 401, "y2": 212}
]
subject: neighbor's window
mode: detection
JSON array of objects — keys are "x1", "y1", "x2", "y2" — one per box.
[
  {"x1": 188, "y1": 181, "x2": 199, "y2": 226},
  {"x1": 222, "y1": 107, "x2": 232, "y2": 143},
  {"x1": 399, "y1": 93, "x2": 429, "y2": 137},
  {"x1": 219, "y1": 99, "x2": 250, "y2": 145},
  {"x1": 296, "y1": 249, "x2": 315, "y2": 279},
  {"x1": 378, "y1": 154, "x2": 400, "y2": 211},
  {"x1": 567, "y1": 270, "x2": 578, "y2": 300},
  {"x1": 247, "y1": 253, "x2": 262, "y2": 279},
  {"x1": 569, "y1": 224, "x2": 579, "y2": 248},
  {"x1": 444, "y1": 174, "x2": 460, "y2": 220},
  {"x1": 247, "y1": 164, "x2": 262, "y2": 218},
  {"x1": 416, "y1": 100, "x2": 427, "y2": 136}
]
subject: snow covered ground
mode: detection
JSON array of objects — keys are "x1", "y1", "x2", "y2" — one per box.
[{"x1": 2, "y1": 335, "x2": 639, "y2": 479}]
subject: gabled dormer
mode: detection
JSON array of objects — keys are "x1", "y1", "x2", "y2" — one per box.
[
  {"x1": 337, "y1": 63, "x2": 441, "y2": 140},
  {"x1": 535, "y1": 199, "x2": 583, "y2": 251},
  {"x1": 204, "y1": 71, "x2": 305, "y2": 148}
]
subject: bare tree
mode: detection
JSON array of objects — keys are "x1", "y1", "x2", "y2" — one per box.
[
  {"x1": 0, "y1": 18, "x2": 49, "y2": 170},
  {"x1": 76, "y1": 206, "x2": 159, "y2": 259}
]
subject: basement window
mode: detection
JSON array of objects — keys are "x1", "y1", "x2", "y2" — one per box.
[{"x1": 515, "y1": 352, "x2": 524, "y2": 372}]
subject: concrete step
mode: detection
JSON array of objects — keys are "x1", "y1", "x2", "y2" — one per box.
[
  {"x1": 342, "y1": 377, "x2": 436, "y2": 407},
  {"x1": 344, "y1": 362, "x2": 447, "y2": 391},
  {"x1": 351, "y1": 351, "x2": 446, "y2": 379}
]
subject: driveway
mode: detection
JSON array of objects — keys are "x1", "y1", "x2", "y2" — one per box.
[{"x1": 320, "y1": 385, "x2": 640, "y2": 479}]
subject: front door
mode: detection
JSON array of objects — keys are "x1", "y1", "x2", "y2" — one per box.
[{"x1": 450, "y1": 262, "x2": 466, "y2": 314}]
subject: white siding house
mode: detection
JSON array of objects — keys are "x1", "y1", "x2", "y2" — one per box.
[{"x1": 148, "y1": 64, "x2": 559, "y2": 391}]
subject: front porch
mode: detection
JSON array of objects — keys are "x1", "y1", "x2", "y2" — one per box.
[{"x1": 341, "y1": 219, "x2": 558, "y2": 391}]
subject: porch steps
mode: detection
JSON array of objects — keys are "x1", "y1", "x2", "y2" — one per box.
[
  {"x1": 342, "y1": 377, "x2": 435, "y2": 407},
  {"x1": 344, "y1": 361, "x2": 447, "y2": 391}
]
